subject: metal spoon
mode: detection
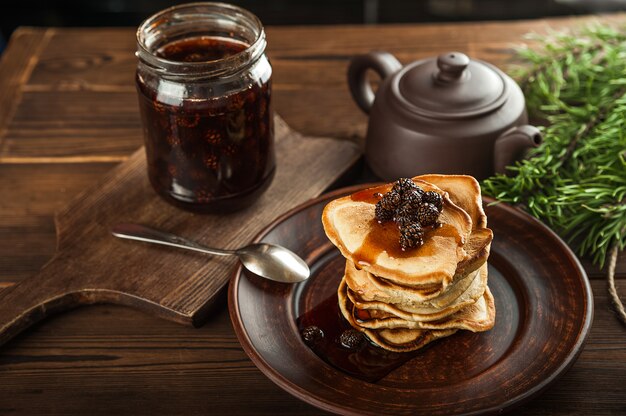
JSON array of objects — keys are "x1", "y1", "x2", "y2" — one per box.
[{"x1": 111, "y1": 223, "x2": 310, "y2": 283}]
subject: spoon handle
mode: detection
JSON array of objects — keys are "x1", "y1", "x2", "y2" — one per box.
[{"x1": 111, "y1": 223, "x2": 234, "y2": 257}]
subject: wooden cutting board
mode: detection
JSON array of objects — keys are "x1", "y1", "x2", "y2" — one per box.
[{"x1": 0, "y1": 116, "x2": 361, "y2": 346}]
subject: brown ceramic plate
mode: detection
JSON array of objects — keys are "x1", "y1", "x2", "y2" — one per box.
[{"x1": 228, "y1": 185, "x2": 593, "y2": 416}]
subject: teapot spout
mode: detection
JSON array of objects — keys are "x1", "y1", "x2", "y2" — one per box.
[{"x1": 493, "y1": 125, "x2": 542, "y2": 175}]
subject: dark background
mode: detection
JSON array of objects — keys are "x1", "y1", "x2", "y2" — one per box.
[{"x1": 1, "y1": 0, "x2": 626, "y2": 53}]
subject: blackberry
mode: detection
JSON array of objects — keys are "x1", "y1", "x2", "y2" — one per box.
[
  {"x1": 379, "y1": 190, "x2": 402, "y2": 212},
  {"x1": 402, "y1": 187, "x2": 425, "y2": 207},
  {"x1": 417, "y1": 202, "x2": 440, "y2": 226},
  {"x1": 339, "y1": 329, "x2": 365, "y2": 350},
  {"x1": 423, "y1": 191, "x2": 443, "y2": 211},
  {"x1": 301, "y1": 326, "x2": 324, "y2": 346},
  {"x1": 399, "y1": 223, "x2": 424, "y2": 250},
  {"x1": 375, "y1": 202, "x2": 394, "y2": 223},
  {"x1": 392, "y1": 178, "x2": 418, "y2": 195},
  {"x1": 394, "y1": 202, "x2": 418, "y2": 228}
]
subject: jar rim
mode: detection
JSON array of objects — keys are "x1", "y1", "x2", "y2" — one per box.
[{"x1": 136, "y1": 2, "x2": 266, "y2": 78}]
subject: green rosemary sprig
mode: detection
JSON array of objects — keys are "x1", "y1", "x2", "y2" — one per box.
[{"x1": 482, "y1": 25, "x2": 626, "y2": 269}]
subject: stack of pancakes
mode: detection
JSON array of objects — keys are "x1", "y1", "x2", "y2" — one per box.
[{"x1": 322, "y1": 175, "x2": 495, "y2": 352}]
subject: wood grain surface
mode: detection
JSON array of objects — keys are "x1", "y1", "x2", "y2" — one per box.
[
  {"x1": 0, "y1": 116, "x2": 360, "y2": 346},
  {"x1": 0, "y1": 13, "x2": 625, "y2": 415}
]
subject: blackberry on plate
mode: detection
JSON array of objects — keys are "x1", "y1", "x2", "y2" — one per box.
[
  {"x1": 371, "y1": 179, "x2": 444, "y2": 250},
  {"x1": 379, "y1": 190, "x2": 402, "y2": 211},
  {"x1": 417, "y1": 202, "x2": 440, "y2": 226},
  {"x1": 301, "y1": 325, "x2": 324, "y2": 346},
  {"x1": 399, "y1": 223, "x2": 424, "y2": 250},
  {"x1": 394, "y1": 202, "x2": 418, "y2": 228},
  {"x1": 392, "y1": 178, "x2": 418, "y2": 195},
  {"x1": 375, "y1": 202, "x2": 394, "y2": 223},
  {"x1": 339, "y1": 329, "x2": 365, "y2": 350},
  {"x1": 402, "y1": 187, "x2": 425, "y2": 207},
  {"x1": 423, "y1": 191, "x2": 443, "y2": 211}
]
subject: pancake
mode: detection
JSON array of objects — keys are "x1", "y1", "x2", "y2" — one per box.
[
  {"x1": 344, "y1": 260, "x2": 472, "y2": 306},
  {"x1": 343, "y1": 228, "x2": 492, "y2": 305},
  {"x1": 347, "y1": 264, "x2": 487, "y2": 320},
  {"x1": 346, "y1": 264, "x2": 488, "y2": 325},
  {"x1": 338, "y1": 278, "x2": 495, "y2": 351},
  {"x1": 366, "y1": 327, "x2": 458, "y2": 353},
  {"x1": 337, "y1": 279, "x2": 458, "y2": 352},
  {"x1": 346, "y1": 263, "x2": 482, "y2": 315},
  {"x1": 349, "y1": 284, "x2": 495, "y2": 331},
  {"x1": 325, "y1": 174, "x2": 495, "y2": 353},
  {"x1": 454, "y1": 227, "x2": 492, "y2": 280},
  {"x1": 416, "y1": 174, "x2": 487, "y2": 229},
  {"x1": 415, "y1": 175, "x2": 491, "y2": 277},
  {"x1": 322, "y1": 179, "x2": 472, "y2": 287},
  {"x1": 362, "y1": 287, "x2": 495, "y2": 332}
]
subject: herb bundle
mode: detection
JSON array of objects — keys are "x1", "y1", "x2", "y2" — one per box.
[{"x1": 481, "y1": 25, "x2": 626, "y2": 324}]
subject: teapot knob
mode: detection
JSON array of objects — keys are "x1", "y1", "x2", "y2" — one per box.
[{"x1": 436, "y1": 52, "x2": 470, "y2": 83}]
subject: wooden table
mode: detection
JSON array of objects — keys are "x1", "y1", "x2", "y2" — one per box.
[{"x1": 1, "y1": 14, "x2": 625, "y2": 415}]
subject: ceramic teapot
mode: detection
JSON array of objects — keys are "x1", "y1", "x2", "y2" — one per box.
[{"x1": 347, "y1": 51, "x2": 541, "y2": 180}]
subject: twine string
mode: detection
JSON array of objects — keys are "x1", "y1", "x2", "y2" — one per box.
[{"x1": 607, "y1": 243, "x2": 626, "y2": 326}]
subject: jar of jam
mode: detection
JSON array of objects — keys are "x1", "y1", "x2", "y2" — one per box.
[{"x1": 135, "y1": 3, "x2": 275, "y2": 212}]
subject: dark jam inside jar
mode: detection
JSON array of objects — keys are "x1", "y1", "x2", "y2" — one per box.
[
  {"x1": 136, "y1": 36, "x2": 274, "y2": 213},
  {"x1": 155, "y1": 37, "x2": 247, "y2": 62}
]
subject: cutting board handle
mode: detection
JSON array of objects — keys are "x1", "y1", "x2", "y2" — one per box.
[{"x1": 0, "y1": 257, "x2": 84, "y2": 346}]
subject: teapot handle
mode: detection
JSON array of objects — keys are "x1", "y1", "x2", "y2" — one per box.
[
  {"x1": 493, "y1": 125, "x2": 542, "y2": 175},
  {"x1": 347, "y1": 52, "x2": 402, "y2": 114}
]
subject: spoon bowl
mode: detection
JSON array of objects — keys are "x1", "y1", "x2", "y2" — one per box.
[
  {"x1": 236, "y1": 244, "x2": 310, "y2": 283},
  {"x1": 111, "y1": 223, "x2": 310, "y2": 283}
]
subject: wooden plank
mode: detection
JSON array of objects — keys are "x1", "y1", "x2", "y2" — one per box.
[
  {"x1": 0, "y1": 28, "x2": 51, "y2": 135},
  {"x1": 0, "y1": 90, "x2": 141, "y2": 159},
  {"x1": 27, "y1": 28, "x2": 136, "y2": 90},
  {"x1": 0, "y1": 162, "x2": 117, "y2": 216},
  {"x1": 0, "y1": 162, "x2": 116, "y2": 283}
]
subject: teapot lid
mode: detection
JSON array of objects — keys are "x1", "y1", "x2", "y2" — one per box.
[{"x1": 392, "y1": 52, "x2": 508, "y2": 119}]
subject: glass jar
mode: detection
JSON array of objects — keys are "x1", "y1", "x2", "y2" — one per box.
[{"x1": 135, "y1": 3, "x2": 275, "y2": 212}]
